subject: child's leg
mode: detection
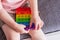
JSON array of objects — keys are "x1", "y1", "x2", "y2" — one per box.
[
  {"x1": 29, "y1": 29, "x2": 46, "y2": 40},
  {"x1": 2, "y1": 24, "x2": 20, "y2": 40}
]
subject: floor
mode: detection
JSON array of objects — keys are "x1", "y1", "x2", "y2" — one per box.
[{"x1": 23, "y1": 31, "x2": 60, "y2": 40}]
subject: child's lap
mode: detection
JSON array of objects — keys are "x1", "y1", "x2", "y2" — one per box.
[{"x1": 0, "y1": 13, "x2": 31, "y2": 39}]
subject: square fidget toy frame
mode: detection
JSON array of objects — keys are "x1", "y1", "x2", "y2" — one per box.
[{"x1": 16, "y1": 7, "x2": 35, "y2": 30}]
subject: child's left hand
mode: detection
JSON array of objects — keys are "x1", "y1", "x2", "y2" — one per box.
[{"x1": 30, "y1": 15, "x2": 44, "y2": 30}]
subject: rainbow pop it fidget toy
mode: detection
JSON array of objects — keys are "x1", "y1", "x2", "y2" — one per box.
[{"x1": 16, "y1": 7, "x2": 35, "y2": 30}]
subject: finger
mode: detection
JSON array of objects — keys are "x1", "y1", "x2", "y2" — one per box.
[
  {"x1": 20, "y1": 24, "x2": 26, "y2": 28},
  {"x1": 20, "y1": 30, "x2": 28, "y2": 34},
  {"x1": 39, "y1": 23, "x2": 43, "y2": 29},
  {"x1": 30, "y1": 21, "x2": 32, "y2": 28},
  {"x1": 37, "y1": 24, "x2": 40, "y2": 30},
  {"x1": 21, "y1": 29, "x2": 29, "y2": 34},
  {"x1": 35, "y1": 23, "x2": 38, "y2": 30}
]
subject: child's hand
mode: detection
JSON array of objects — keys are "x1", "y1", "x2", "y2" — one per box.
[
  {"x1": 30, "y1": 16, "x2": 44, "y2": 30},
  {"x1": 14, "y1": 24, "x2": 29, "y2": 34}
]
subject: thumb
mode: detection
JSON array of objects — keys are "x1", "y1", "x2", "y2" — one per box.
[
  {"x1": 35, "y1": 23, "x2": 38, "y2": 30},
  {"x1": 20, "y1": 24, "x2": 26, "y2": 28},
  {"x1": 30, "y1": 21, "x2": 33, "y2": 28}
]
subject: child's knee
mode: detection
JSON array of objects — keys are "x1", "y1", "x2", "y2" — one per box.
[
  {"x1": 2, "y1": 24, "x2": 20, "y2": 40},
  {"x1": 29, "y1": 29, "x2": 46, "y2": 40},
  {"x1": 2, "y1": 24, "x2": 7, "y2": 29},
  {"x1": 29, "y1": 29, "x2": 44, "y2": 36},
  {"x1": 29, "y1": 29, "x2": 43, "y2": 33}
]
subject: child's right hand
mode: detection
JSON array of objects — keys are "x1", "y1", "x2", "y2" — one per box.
[{"x1": 14, "y1": 24, "x2": 29, "y2": 34}]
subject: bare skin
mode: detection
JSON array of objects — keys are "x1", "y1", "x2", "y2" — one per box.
[{"x1": 0, "y1": 0, "x2": 46, "y2": 40}]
